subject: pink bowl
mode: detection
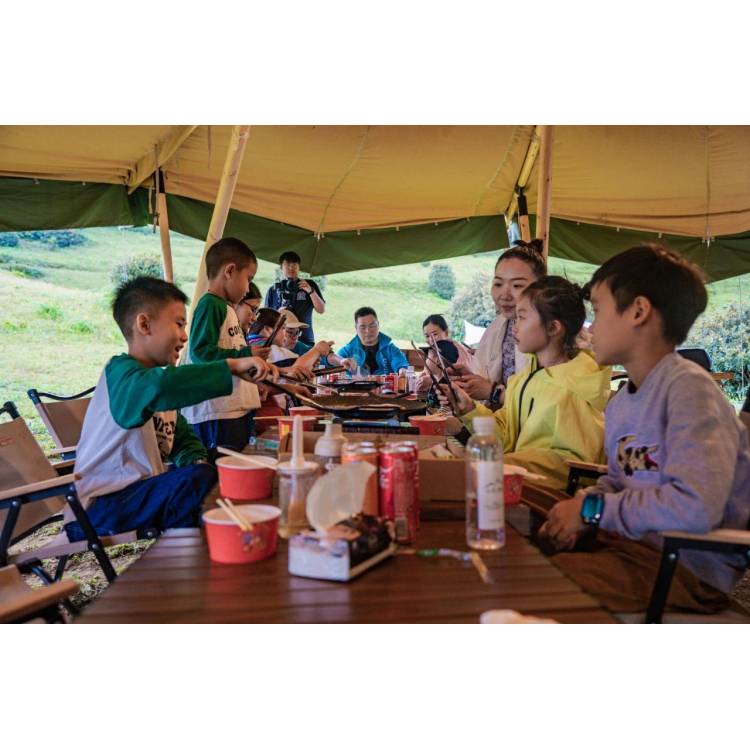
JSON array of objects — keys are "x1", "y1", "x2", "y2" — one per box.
[
  {"x1": 216, "y1": 456, "x2": 276, "y2": 502},
  {"x1": 203, "y1": 504, "x2": 281, "y2": 564},
  {"x1": 409, "y1": 416, "x2": 447, "y2": 436}
]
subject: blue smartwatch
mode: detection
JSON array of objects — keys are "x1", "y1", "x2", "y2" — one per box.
[{"x1": 581, "y1": 492, "x2": 604, "y2": 527}]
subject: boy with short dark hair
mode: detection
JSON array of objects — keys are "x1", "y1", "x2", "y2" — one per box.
[
  {"x1": 542, "y1": 245, "x2": 750, "y2": 613},
  {"x1": 182, "y1": 238, "x2": 272, "y2": 452},
  {"x1": 66, "y1": 276, "x2": 272, "y2": 542}
]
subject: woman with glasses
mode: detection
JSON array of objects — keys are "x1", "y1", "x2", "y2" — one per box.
[{"x1": 233, "y1": 283, "x2": 271, "y2": 360}]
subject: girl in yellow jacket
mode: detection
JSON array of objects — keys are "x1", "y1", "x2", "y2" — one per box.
[{"x1": 445, "y1": 276, "x2": 611, "y2": 490}]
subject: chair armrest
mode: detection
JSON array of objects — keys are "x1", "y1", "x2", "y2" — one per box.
[
  {"x1": 48, "y1": 446, "x2": 77, "y2": 456},
  {"x1": 564, "y1": 459, "x2": 608, "y2": 474},
  {"x1": 0, "y1": 473, "x2": 82, "y2": 503},
  {"x1": 663, "y1": 528, "x2": 750, "y2": 546}
]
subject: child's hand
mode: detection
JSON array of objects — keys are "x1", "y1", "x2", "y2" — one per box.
[
  {"x1": 436, "y1": 382, "x2": 474, "y2": 416},
  {"x1": 283, "y1": 364, "x2": 314, "y2": 382},
  {"x1": 545, "y1": 496, "x2": 586, "y2": 550},
  {"x1": 251, "y1": 345, "x2": 271, "y2": 360},
  {"x1": 230, "y1": 357, "x2": 276, "y2": 383},
  {"x1": 313, "y1": 340, "x2": 334, "y2": 357},
  {"x1": 456, "y1": 372, "x2": 494, "y2": 401}
]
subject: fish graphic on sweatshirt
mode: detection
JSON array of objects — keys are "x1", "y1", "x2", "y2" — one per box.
[{"x1": 616, "y1": 435, "x2": 659, "y2": 476}]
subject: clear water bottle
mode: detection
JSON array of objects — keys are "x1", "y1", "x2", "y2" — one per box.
[
  {"x1": 406, "y1": 366, "x2": 417, "y2": 394},
  {"x1": 465, "y1": 416, "x2": 505, "y2": 550}
]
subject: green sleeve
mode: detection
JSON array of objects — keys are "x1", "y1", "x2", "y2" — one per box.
[
  {"x1": 189, "y1": 294, "x2": 254, "y2": 363},
  {"x1": 169, "y1": 413, "x2": 209, "y2": 466},
  {"x1": 105, "y1": 355, "x2": 233, "y2": 429}
]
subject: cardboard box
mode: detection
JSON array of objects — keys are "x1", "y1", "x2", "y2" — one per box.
[{"x1": 278, "y1": 431, "x2": 466, "y2": 502}]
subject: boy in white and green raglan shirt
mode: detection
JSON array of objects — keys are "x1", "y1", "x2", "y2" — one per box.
[
  {"x1": 65, "y1": 277, "x2": 274, "y2": 543},
  {"x1": 181, "y1": 238, "x2": 270, "y2": 453}
]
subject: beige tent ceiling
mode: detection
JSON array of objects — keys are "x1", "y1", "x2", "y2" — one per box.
[{"x1": 2, "y1": 125, "x2": 749, "y2": 239}]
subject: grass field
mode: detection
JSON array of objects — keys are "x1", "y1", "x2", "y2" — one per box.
[{"x1": 2, "y1": 226, "x2": 749, "y2": 450}]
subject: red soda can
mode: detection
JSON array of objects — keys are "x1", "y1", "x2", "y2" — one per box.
[
  {"x1": 379, "y1": 446, "x2": 417, "y2": 543},
  {"x1": 400, "y1": 440, "x2": 421, "y2": 530},
  {"x1": 342, "y1": 444, "x2": 379, "y2": 516}
]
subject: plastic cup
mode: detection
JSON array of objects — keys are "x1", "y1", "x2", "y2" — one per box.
[
  {"x1": 203, "y1": 504, "x2": 281, "y2": 564},
  {"x1": 408, "y1": 415, "x2": 447, "y2": 436},
  {"x1": 216, "y1": 456, "x2": 276, "y2": 502}
]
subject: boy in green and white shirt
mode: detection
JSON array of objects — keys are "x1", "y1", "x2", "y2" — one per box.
[
  {"x1": 181, "y1": 237, "x2": 270, "y2": 452},
  {"x1": 65, "y1": 277, "x2": 274, "y2": 542}
]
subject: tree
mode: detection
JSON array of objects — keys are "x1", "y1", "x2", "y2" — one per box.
[
  {"x1": 446, "y1": 274, "x2": 496, "y2": 343},
  {"x1": 428, "y1": 263, "x2": 456, "y2": 300}
]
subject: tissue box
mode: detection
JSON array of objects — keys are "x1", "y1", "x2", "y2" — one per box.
[{"x1": 288, "y1": 514, "x2": 397, "y2": 581}]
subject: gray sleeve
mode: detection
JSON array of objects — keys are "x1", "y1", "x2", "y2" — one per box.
[{"x1": 600, "y1": 373, "x2": 740, "y2": 538}]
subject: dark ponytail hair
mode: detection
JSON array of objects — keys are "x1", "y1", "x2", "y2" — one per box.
[
  {"x1": 495, "y1": 238, "x2": 548, "y2": 279},
  {"x1": 239, "y1": 282, "x2": 262, "y2": 306},
  {"x1": 520, "y1": 276, "x2": 586, "y2": 350},
  {"x1": 422, "y1": 314, "x2": 449, "y2": 331},
  {"x1": 248, "y1": 307, "x2": 280, "y2": 336}
]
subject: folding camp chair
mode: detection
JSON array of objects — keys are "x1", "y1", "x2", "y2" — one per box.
[
  {"x1": 740, "y1": 386, "x2": 750, "y2": 436},
  {"x1": 677, "y1": 348, "x2": 712, "y2": 372},
  {"x1": 0, "y1": 401, "x2": 157, "y2": 587},
  {"x1": 27, "y1": 386, "x2": 95, "y2": 460},
  {"x1": 0, "y1": 564, "x2": 79, "y2": 624}
]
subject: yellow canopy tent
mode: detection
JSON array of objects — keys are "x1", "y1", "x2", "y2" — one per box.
[{"x1": 1, "y1": 125, "x2": 749, "y2": 282}]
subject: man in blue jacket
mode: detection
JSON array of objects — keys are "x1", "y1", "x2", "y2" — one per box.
[{"x1": 330, "y1": 306, "x2": 409, "y2": 376}]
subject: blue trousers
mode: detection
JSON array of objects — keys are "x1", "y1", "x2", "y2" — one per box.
[
  {"x1": 191, "y1": 412, "x2": 255, "y2": 454},
  {"x1": 64, "y1": 463, "x2": 217, "y2": 542}
]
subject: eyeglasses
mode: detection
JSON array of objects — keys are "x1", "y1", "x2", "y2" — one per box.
[
  {"x1": 282, "y1": 261, "x2": 300, "y2": 268},
  {"x1": 284, "y1": 328, "x2": 301, "y2": 338},
  {"x1": 241, "y1": 302, "x2": 260, "y2": 315}
]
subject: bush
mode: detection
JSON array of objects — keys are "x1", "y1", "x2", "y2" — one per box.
[
  {"x1": 0, "y1": 255, "x2": 44, "y2": 278},
  {"x1": 110, "y1": 253, "x2": 164, "y2": 285},
  {"x1": 684, "y1": 302, "x2": 749, "y2": 401},
  {"x1": 428, "y1": 263, "x2": 456, "y2": 300},
  {"x1": 38, "y1": 303, "x2": 64, "y2": 321},
  {"x1": 67, "y1": 320, "x2": 95, "y2": 335},
  {"x1": 446, "y1": 274, "x2": 496, "y2": 343},
  {"x1": 0, "y1": 233, "x2": 20, "y2": 248}
]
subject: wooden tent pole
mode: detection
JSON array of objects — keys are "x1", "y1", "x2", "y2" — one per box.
[
  {"x1": 155, "y1": 170, "x2": 174, "y2": 283},
  {"x1": 505, "y1": 126, "x2": 541, "y2": 232},
  {"x1": 190, "y1": 125, "x2": 252, "y2": 314},
  {"x1": 535, "y1": 125, "x2": 555, "y2": 260}
]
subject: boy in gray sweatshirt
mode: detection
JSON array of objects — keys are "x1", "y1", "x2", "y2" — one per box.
[{"x1": 543, "y1": 245, "x2": 750, "y2": 613}]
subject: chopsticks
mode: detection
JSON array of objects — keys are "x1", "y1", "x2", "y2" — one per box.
[
  {"x1": 217, "y1": 498, "x2": 253, "y2": 532},
  {"x1": 216, "y1": 446, "x2": 278, "y2": 469},
  {"x1": 263, "y1": 314, "x2": 286, "y2": 347},
  {"x1": 312, "y1": 365, "x2": 347, "y2": 376},
  {"x1": 410, "y1": 339, "x2": 458, "y2": 413}
]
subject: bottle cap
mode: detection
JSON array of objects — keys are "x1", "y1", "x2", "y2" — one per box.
[{"x1": 473, "y1": 416, "x2": 496, "y2": 435}]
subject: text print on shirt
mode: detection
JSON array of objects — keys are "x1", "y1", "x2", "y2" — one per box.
[
  {"x1": 227, "y1": 324, "x2": 244, "y2": 338},
  {"x1": 153, "y1": 413, "x2": 176, "y2": 459},
  {"x1": 617, "y1": 434, "x2": 660, "y2": 476}
]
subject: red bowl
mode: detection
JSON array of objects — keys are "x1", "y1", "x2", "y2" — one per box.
[
  {"x1": 203, "y1": 504, "x2": 281, "y2": 564},
  {"x1": 216, "y1": 456, "x2": 276, "y2": 502},
  {"x1": 408, "y1": 416, "x2": 447, "y2": 436}
]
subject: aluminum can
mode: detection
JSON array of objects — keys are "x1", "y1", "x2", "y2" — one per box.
[
  {"x1": 378, "y1": 445, "x2": 417, "y2": 543},
  {"x1": 342, "y1": 444, "x2": 379, "y2": 516},
  {"x1": 399, "y1": 440, "x2": 421, "y2": 530}
]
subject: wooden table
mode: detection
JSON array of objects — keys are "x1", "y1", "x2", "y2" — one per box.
[{"x1": 76, "y1": 504, "x2": 617, "y2": 624}]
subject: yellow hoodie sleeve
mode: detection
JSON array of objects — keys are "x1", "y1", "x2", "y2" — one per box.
[
  {"x1": 460, "y1": 401, "x2": 515, "y2": 453},
  {"x1": 503, "y1": 391, "x2": 606, "y2": 490}
]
